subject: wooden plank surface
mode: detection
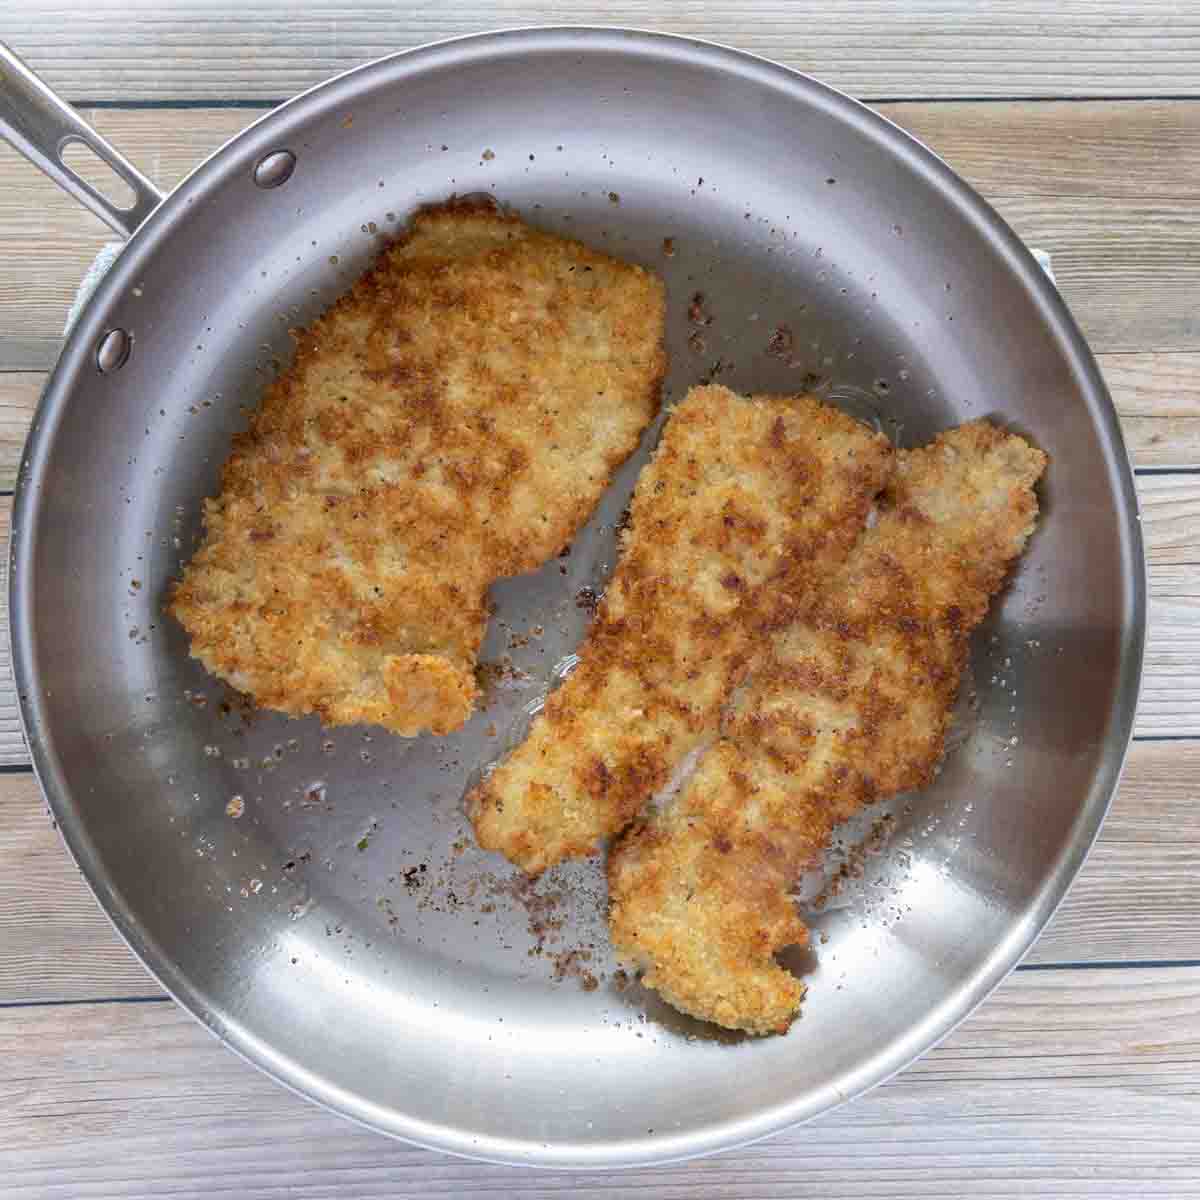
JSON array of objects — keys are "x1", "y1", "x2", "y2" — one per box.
[
  {"x1": 1140, "y1": 564, "x2": 1200, "y2": 739},
  {"x1": 891, "y1": 101, "x2": 1200, "y2": 200},
  {"x1": 0, "y1": 373, "x2": 40, "y2": 487},
  {"x1": 3, "y1": 1, "x2": 1199, "y2": 103},
  {"x1": 1104, "y1": 353, "x2": 1200, "y2": 468},
  {"x1": 1028, "y1": 740, "x2": 1200, "y2": 965},
  {"x1": 5, "y1": 967, "x2": 1200, "y2": 1197},
  {"x1": 0, "y1": 739, "x2": 1192, "y2": 1007},
  {"x1": 2, "y1": 33, "x2": 1199, "y2": 1192},
  {"x1": 1142, "y1": 475, "x2": 1200, "y2": 566},
  {"x1": 995, "y1": 199, "x2": 1200, "y2": 354},
  {"x1": 0, "y1": 546, "x2": 20, "y2": 761},
  {"x1": 0, "y1": 773, "x2": 155, "y2": 1002},
  {"x1": 3, "y1": 101, "x2": 1200, "y2": 360}
]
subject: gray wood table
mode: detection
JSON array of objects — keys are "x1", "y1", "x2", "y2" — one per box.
[{"x1": 1, "y1": 3, "x2": 1199, "y2": 1195}]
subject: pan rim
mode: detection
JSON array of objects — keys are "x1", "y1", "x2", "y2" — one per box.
[{"x1": 9, "y1": 25, "x2": 1146, "y2": 1169}]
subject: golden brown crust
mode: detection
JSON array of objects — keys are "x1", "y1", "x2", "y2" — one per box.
[
  {"x1": 168, "y1": 201, "x2": 666, "y2": 736},
  {"x1": 468, "y1": 384, "x2": 893, "y2": 875},
  {"x1": 608, "y1": 421, "x2": 1047, "y2": 1035}
]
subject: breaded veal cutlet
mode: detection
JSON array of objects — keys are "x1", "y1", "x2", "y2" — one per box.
[
  {"x1": 169, "y1": 200, "x2": 666, "y2": 737},
  {"x1": 607, "y1": 421, "x2": 1047, "y2": 1035},
  {"x1": 468, "y1": 383, "x2": 893, "y2": 875}
]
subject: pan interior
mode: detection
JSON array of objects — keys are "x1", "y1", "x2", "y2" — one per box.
[{"x1": 14, "y1": 32, "x2": 1140, "y2": 1167}]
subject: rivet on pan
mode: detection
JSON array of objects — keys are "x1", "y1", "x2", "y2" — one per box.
[
  {"x1": 96, "y1": 328, "x2": 132, "y2": 374},
  {"x1": 254, "y1": 150, "x2": 297, "y2": 189}
]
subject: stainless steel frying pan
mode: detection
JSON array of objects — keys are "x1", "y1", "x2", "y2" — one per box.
[{"x1": 1, "y1": 29, "x2": 1144, "y2": 1168}]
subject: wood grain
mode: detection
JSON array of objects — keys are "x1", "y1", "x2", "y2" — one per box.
[
  {"x1": 3, "y1": 101, "x2": 1200, "y2": 360},
  {"x1": 1139, "y1": 564, "x2": 1200, "y2": 739},
  {"x1": 0, "y1": 373, "x2": 39, "y2": 488},
  {"x1": 995, "y1": 198, "x2": 1200, "y2": 354},
  {"x1": 0, "y1": 546, "x2": 20, "y2": 761},
  {"x1": 1027, "y1": 740, "x2": 1200, "y2": 965},
  {"x1": 0, "y1": 739, "x2": 1192, "y2": 1006},
  {"x1": 889, "y1": 100, "x2": 1200, "y2": 201},
  {"x1": 1141, "y1": 475, "x2": 1200, "y2": 566},
  {"x1": 0, "y1": 773, "x2": 155, "y2": 1002},
  {"x1": 1104, "y1": 353, "x2": 1200, "y2": 468},
  {"x1": 3, "y1": 1, "x2": 1199, "y2": 103},
  {"x1": 5, "y1": 967, "x2": 1200, "y2": 1196}
]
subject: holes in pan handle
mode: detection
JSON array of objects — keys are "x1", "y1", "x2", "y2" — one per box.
[{"x1": 58, "y1": 137, "x2": 138, "y2": 211}]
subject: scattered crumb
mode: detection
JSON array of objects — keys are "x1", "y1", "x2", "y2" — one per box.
[
  {"x1": 575, "y1": 587, "x2": 602, "y2": 616},
  {"x1": 552, "y1": 947, "x2": 598, "y2": 991},
  {"x1": 488, "y1": 873, "x2": 568, "y2": 954},
  {"x1": 477, "y1": 657, "x2": 532, "y2": 698},
  {"x1": 402, "y1": 863, "x2": 429, "y2": 892},
  {"x1": 812, "y1": 813, "x2": 897, "y2": 909},
  {"x1": 767, "y1": 325, "x2": 794, "y2": 358}
]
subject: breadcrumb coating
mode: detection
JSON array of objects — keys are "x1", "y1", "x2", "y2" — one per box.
[
  {"x1": 168, "y1": 200, "x2": 666, "y2": 735},
  {"x1": 608, "y1": 421, "x2": 1046, "y2": 1035},
  {"x1": 469, "y1": 384, "x2": 892, "y2": 874}
]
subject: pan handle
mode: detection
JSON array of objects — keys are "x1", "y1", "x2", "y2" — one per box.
[{"x1": 0, "y1": 42, "x2": 163, "y2": 239}]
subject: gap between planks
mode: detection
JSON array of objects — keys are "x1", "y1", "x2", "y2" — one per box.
[
  {"x1": 0, "y1": 740, "x2": 1196, "y2": 1006},
  {"x1": 2, "y1": 101, "x2": 1200, "y2": 358},
  {"x1": 4, "y1": 966, "x2": 1200, "y2": 1197}
]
